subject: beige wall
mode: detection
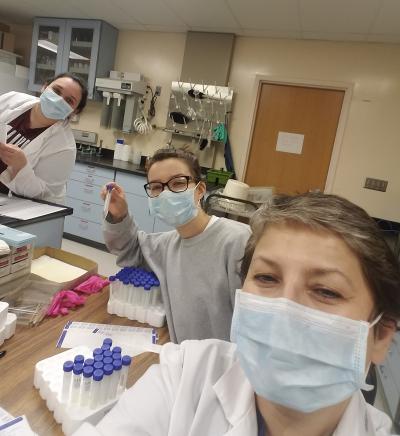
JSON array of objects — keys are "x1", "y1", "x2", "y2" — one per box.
[
  {"x1": 73, "y1": 31, "x2": 400, "y2": 221},
  {"x1": 8, "y1": 24, "x2": 33, "y2": 66},
  {"x1": 229, "y1": 38, "x2": 400, "y2": 222}
]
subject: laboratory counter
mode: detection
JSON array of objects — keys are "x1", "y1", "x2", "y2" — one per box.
[{"x1": 0, "y1": 285, "x2": 169, "y2": 436}]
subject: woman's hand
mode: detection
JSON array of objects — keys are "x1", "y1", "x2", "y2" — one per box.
[
  {"x1": 0, "y1": 142, "x2": 28, "y2": 177},
  {"x1": 101, "y1": 182, "x2": 129, "y2": 222}
]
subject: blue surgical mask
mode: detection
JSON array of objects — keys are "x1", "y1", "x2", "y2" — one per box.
[
  {"x1": 40, "y1": 88, "x2": 73, "y2": 120},
  {"x1": 230, "y1": 290, "x2": 381, "y2": 413},
  {"x1": 148, "y1": 184, "x2": 200, "y2": 228}
]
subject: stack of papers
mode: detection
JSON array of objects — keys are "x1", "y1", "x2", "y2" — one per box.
[
  {"x1": 0, "y1": 407, "x2": 36, "y2": 435},
  {"x1": 31, "y1": 255, "x2": 87, "y2": 282},
  {"x1": 0, "y1": 194, "x2": 66, "y2": 220}
]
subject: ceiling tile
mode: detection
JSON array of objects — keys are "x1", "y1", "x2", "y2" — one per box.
[
  {"x1": 301, "y1": 31, "x2": 367, "y2": 42},
  {"x1": 164, "y1": 0, "x2": 239, "y2": 28},
  {"x1": 143, "y1": 24, "x2": 188, "y2": 32},
  {"x1": 113, "y1": 0, "x2": 186, "y2": 26},
  {"x1": 370, "y1": 0, "x2": 400, "y2": 34},
  {"x1": 227, "y1": 0, "x2": 301, "y2": 31},
  {"x1": 300, "y1": 0, "x2": 381, "y2": 33}
]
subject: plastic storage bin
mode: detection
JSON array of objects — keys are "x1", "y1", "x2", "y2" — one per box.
[{"x1": 206, "y1": 169, "x2": 234, "y2": 186}]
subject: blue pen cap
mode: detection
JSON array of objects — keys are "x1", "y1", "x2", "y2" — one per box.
[
  {"x1": 74, "y1": 354, "x2": 84, "y2": 364},
  {"x1": 122, "y1": 355, "x2": 132, "y2": 366},
  {"x1": 113, "y1": 359, "x2": 122, "y2": 370},
  {"x1": 93, "y1": 348, "x2": 102, "y2": 357},
  {"x1": 84, "y1": 358, "x2": 94, "y2": 367},
  {"x1": 101, "y1": 344, "x2": 110, "y2": 352},
  {"x1": 63, "y1": 360, "x2": 74, "y2": 372},
  {"x1": 103, "y1": 350, "x2": 113, "y2": 358},
  {"x1": 93, "y1": 369, "x2": 104, "y2": 381},
  {"x1": 93, "y1": 361, "x2": 104, "y2": 370},
  {"x1": 112, "y1": 346, "x2": 122, "y2": 354},
  {"x1": 103, "y1": 357, "x2": 113, "y2": 365},
  {"x1": 112, "y1": 353, "x2": 122, "y2": 361},
  {"x1": 103, "y1": 364, "x2": 113, "y2": 376},
  {"x1": 109, "y1": 276, "x2": 116, "y2": 282},
  {"x1": 103, "y1": 338, "x2": 113, "y2": 347},
  {"x1": 73, "y1": 363, "x2": 84, "y2": 375},
  {"x1": 94, "y1": 354, "x2": 103, "y2": 362},
  {"x1": 83, "y1": 366, "x2": 94, "y2": 378}
]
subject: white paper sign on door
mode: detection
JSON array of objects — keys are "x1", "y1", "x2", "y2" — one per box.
[{"x1": 276, "y1": 132, "x2": 304, "y2": 155}]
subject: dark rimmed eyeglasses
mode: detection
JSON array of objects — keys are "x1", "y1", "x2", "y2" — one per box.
[{"x1": 144, "y1": 175, "x2": 195, "y2": 198}]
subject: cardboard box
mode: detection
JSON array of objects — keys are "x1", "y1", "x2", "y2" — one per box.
[{"x1": 1, "y1": 32, "x2": 15, "y2": 52}]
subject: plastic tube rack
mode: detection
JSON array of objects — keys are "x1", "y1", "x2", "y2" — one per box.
[
  {"x1": 33, "y1": 341, "x2": 131, "y2": 436},
  {"x1": 107, "y1": 267, "x2": 165, "y2": 327},
  {"x1": 0, "y1": 302, "x2": 17, "y2": 346}
]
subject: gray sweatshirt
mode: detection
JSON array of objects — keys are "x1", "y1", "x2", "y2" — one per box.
[{"x1": 103, "y1": 215, "x2": 251, "y2": 343}]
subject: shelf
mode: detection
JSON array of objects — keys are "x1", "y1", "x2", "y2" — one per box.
[
  {"x1": 36, "y1": 63, "x2": 56, "y2": 70},
  {"x1": 69, "y1": 68, "x2": 89, "y2": 75},
  {"x1": 71, "y1": 41, "x2": 92, "y2": 48}
]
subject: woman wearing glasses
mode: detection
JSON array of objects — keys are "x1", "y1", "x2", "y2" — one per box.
[{"x1": 101, "y1": 148, "x2": 251, "y2": 343}]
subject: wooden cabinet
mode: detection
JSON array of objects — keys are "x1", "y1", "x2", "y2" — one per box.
[{"x1": 29, "y1": 18, "x2": 118, "y2": 99}]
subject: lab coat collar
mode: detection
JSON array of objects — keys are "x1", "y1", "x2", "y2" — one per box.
[{"x1": 213, "y1": 360, "x2": 258, "y2": 435}]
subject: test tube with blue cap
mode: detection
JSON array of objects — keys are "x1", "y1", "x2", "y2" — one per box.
[
  {"x1": 101, "y1": 364, "x2": 114, "y2": 404},
  {"x1": 80, "y1": 366, "x2": 93, "y2": 406},
  {"x1": 61, "y1": 360, "x2": 74, "y2": 403},
  {"x1": 84, "y1": 358, "x2": 94, "y2": 367},
  {"x1": 74, "y1": 354, "x2": 85, "y2": 365},
  {"x1": 93, "y1": 348, "x2": 102, "y2": 358},
  {"x1": 111, "y1": 359, "x2": 122, "y2": 399},
  {"x1": 71, "y1": 363, "x2": 84, "y2": 404},
  {"x1": 90, "y1": 369, "x2": 104, "y2": 409},
  {"x1": 118, "y1": 355, "x2": 132, "y2": 393}
]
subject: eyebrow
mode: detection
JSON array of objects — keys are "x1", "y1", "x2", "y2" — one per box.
[
  {"x1": 53, "y1": 85, "x2": 78, "y2": 104},
  {"x1": 148, "y1": 173, "x2": 189, "y2": 183},
  {"x1": 252, "y1": 255, "x2": 353, "y2": 286}
]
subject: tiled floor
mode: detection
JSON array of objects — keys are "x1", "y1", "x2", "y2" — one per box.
[
  {"x1": 61, "y1": 238, "x2": 118, "y2": 278},
  {"x1": 62, "y1": 238, "x2": 391, "y2": 417}
]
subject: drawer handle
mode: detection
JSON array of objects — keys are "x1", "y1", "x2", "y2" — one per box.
[
  {"x1": 84, "y1": 176, "x2": 94, "y2": 184},
  {"x1": 83, "y1": 185, "x2": 94, "y2": 194},
  {"x1": 82, "y1": 204, "x2": 91, "y2": 212},
  {"x1": 87, "y1": 166, "x2": 96, "y2": 174},
  {"x1": 79, "y1": 220, "x2": 89, "y2": 230}
]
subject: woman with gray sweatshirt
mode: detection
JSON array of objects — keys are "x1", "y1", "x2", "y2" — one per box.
[{"x1": 101, "y1": 148, "x2": 251, "y2": 343}]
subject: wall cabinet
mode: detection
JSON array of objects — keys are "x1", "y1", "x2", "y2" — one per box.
[{"x1": 29, "y1": 18, "x2": 118, "y2": 99}]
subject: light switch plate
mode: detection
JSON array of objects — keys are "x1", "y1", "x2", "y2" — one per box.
[{"x1": 364, "y1": 177, "x2": 388, "y2": 192}]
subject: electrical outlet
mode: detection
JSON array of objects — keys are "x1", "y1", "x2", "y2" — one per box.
[
  {"x1": 155, "y1": 86, "x2": 162, "y2": 96},
  {"x1": 364, "y1": 177, "x2": 388, "y2": 192}
]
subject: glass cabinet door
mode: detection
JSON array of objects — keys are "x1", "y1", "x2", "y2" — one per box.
[
  {"x1": 62, "y1": 21, "x2": 100, "y2": 99},
  {"x1": 29, "y1": 18, "x2": 66, "y2": 92}
]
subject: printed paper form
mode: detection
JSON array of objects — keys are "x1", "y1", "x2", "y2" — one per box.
[
  {"x1": 56, "y1": 321, "x2": 161, "y2": 357},
  {"x1": 0, "y1": 194, "x2": 66, "y2": 220}
]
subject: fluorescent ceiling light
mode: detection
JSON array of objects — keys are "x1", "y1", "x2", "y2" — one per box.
[{"x1": 38, "y1": 40, "x2": 89, "y2": 61}]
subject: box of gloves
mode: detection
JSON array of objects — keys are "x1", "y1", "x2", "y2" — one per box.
[{"x1": 0, "y1": 225, "x2": 36, "y2": 285}]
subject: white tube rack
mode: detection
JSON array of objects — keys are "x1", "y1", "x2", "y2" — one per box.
[
  {"x1": 107, "y1": 299, "x2": 165, "y2": 328},
  {"x1": 33, "y1": 346, "x2": 123, "y2": 435}
]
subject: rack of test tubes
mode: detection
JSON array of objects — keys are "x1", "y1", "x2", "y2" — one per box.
[
  {"x1": 107, "y1": 267, "x2": 166, "y2": 327},
  {"x1": 0, "y1": 302, "x2": 17, "y2": 346},
  {"x1": 33, "y1": 338, "x2": 132, "y2": 435}
]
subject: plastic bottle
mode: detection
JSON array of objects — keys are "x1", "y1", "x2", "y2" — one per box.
[
  {"x1": 80, "y1": 366, "x2": 93, "y2": 407},
  {"x1": 84, "y1": 358, "x2": 94, "y2": 367},
  {"x1": 90, "y1": 369, "x2": 104, "y2": 409},
  {"x1": 114, "y1": 138, "x2": 124, "y2": 160},
  {"x1": 74, "y1": 355, "x2": 85, "y2": 365},
  {"x1": 93, "y1": 348, "x2": 103, "y2": 358},
  {"x1": 101, "y1": 364, "x2": 114, "y2": 404},
  {"x1": 61, "y1": 360, "x2": 74, "y2": 403},
  {"x1": 103, "y1": 338, "x2": 113, "y2": 348},
  {"x1": 111, "y1": 359, "x2": 122, "y2": 399}
]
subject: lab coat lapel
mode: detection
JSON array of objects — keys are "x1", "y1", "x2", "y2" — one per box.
[{"x1": 213, "y1": 361, "x2": 258, "y2": 436}]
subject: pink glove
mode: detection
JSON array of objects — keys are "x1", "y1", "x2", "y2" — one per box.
[{"x1": 74, "y1": 275, "x2": 110, "y2": 294}]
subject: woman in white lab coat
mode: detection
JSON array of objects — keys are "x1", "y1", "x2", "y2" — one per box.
[
  {"x1": 75, "y1": 193, "x2": 400, "y2": 436},
  {"x1": 0, "y1": 72, "x2": 88, "y2": 203}
]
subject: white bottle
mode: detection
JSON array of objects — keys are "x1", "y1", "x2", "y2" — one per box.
[
  {"x1": 61, "y1": 360, "x2": 74, "y2": 403},
  {"x1": 121, "y1": 144, "x2": 132, "y2": 162},
  {"x1": 114, "y1": 139, "x2": 124, "y2": 160}
]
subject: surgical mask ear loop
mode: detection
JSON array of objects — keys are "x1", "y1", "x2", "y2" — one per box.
[{"x1": 369, "y1": 312, "x2": 384, "y2": 329}]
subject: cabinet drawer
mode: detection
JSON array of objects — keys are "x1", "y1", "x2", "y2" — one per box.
[
  {"x1": 74, "y1": 162, "x2": 115, "y2": 180},
  {"x1": 65, "y1": 197, "x2": 104, "y2": 224},
  {"x1": 125, "y1": 192, "x2": 154, "y2": 233},
  {"x1": 66, "y1": 180, "x2": 103, "y2": 205},
  {"x1": 69, "y1": 170, "x2": 111, "y2": 188},
  {"x1": 115, "y1": 171, "x2": 147, "y2": 196},
  {"x1": 64, "y1": 216, "x2": 104, "y2": 244}
]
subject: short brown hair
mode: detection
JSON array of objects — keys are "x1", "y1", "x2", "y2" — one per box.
[
  {"x1": 241, "y1": 192, "x2": 400, "y2": 322},
  {"x1": 147, "y1": 148, "x2": 202, "y2": 182}
]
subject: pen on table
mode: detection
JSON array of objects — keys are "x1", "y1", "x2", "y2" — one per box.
[{"x1": 103, "y1": 184, "x2": 113, "y2": 216}]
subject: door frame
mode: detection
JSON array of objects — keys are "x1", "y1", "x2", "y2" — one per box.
[{"x1": 242, "y1": 75, "x2": 353, "y2": 193}]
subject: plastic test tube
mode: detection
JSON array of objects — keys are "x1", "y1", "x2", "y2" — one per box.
[
  {"x1": 80, "y1": 366, "x2": 93, "y2": 407},
  {"x1": 103, "y1": 338, "x2": 113, "y2": 348},
  {"x1": 101, "y1": 344, "x2": 111, "y2": 353},
  {"x1": 112, "y1": 346, "x2": 122, "y2": 354},
  {"x1": 111, "y1": 359, "x2": 122, "y2": 399},
  {"x1": 74, "y1": 354, "x2": 85, "y2": 365},
  {"x1": 103, "y1": 357, "x2": 113, "y2": 366},
  {"x1": 94, "y1": 354, "x2": 103, "y2": 363},
  {"x1": 84, "y1": 358, "x2": 94, "y2": 367},
  {"x1": 119, "y1": 355, "x2": 131, "y2": 393},
  {"x1": 93, "y1": 361, "x2": 104, "y2": 371},
  {"x1": 109, "y1": 276, "x2": 116, "y2": 300},
  {"x1": 103, "y1": 350, "x2": 113, "y2": 359},
  {"x1": 90, "y1": 369, "x2": 103, "y2": 409},
  {"x1": 93, "y1": 348, "x2": 102, "y2": 358},
  {"x1": 71, "y1": 363, "x2": 84, "y2": 404},
  {"x1": 112, "y1": 352, "x2": 121, "y2": 361},
  {"x1": 101, "y1": 364, "x2": 114, "y2": 404},
  {"x1": 61, "y1": 361, "x2": 74, "y2": 403}
]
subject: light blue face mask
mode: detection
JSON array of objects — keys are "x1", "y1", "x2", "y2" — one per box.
[
  {"x1": 40, "y1": 88, "x2": 73, "y2": 120},
  {"x1": 231, "y1": 290, "x2": 382, "y2": 413},
  {"x1": 148, "y1": 184, "x2": 199, "y2": 228}
]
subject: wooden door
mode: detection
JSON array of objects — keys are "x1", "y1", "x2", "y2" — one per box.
[{"x1": 244, "y1": 83, "x2": 345, "y2": 194}]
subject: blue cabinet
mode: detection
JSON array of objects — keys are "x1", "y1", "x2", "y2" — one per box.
[{"x1": 64, "y1": 163, "x2": 115, "y2": 243}]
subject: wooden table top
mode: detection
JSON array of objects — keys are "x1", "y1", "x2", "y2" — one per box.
[{"x1": 0, "y1": 286, "x2": 170, "y2": 435}]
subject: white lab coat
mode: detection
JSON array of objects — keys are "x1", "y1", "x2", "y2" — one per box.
[
  {"x1": 73, "y1": 339, "x2": 396, "y2": 436},
  {"x1": 0, "y1": 91, "x2": 76, "y2": 203}
]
